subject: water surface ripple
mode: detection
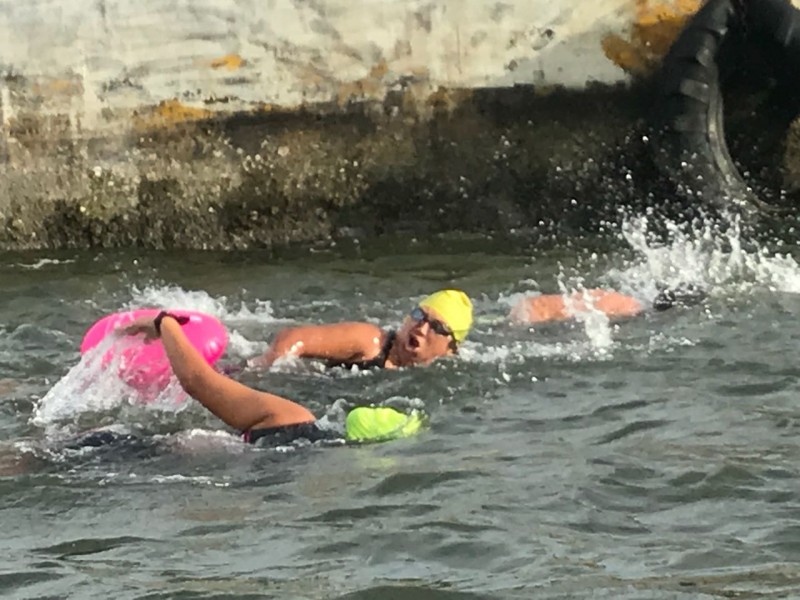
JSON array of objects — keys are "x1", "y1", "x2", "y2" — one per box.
[{"x1": 3, "y1": 227, "x2": 800, "y2": 598}]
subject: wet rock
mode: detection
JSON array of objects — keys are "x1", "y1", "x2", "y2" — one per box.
[
  {"x1": 0, "y1": 84, "x2": 651, "y2": 250},
  {"x1": 0, "y1": 76, "x2": 796, "y2": 250},
  {"x1": 785, "y1": 118, "x2": 800, "y2": 197}
]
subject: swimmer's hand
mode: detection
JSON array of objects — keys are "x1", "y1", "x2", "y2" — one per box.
[
  {"x1": 118, "y1": 316, "x2": 159, "y2": 342},
  {"x1": 119, "y1": 312, "x2": 190, "y2": 341}
]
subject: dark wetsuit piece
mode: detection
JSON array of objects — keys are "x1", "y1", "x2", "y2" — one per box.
[
  {"x1": 326, "y1": 330, "x2": 396, "y2": 371},
  {"x1": 64, "y1": 428, "x2": 158, "y2": 458},
  {"x1": 68, "y1": 429, "x2": 139, "y2": 448},
  {"x1": 242, "y1": 421, "x2": 336, "y2": 446},
  {"x1": 70, "y1": 424, "x2": 335, "y2": 449},
  {"x1": 64, "y1": 421, "x2": 334, "y2": 451},
  {"x1": 652, "y1": 285, "x2": 707, "y2": 311}
]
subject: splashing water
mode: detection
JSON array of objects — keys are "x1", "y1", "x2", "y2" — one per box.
[
  {"x1": 14, "y1": 258, "x2": 76, "y2": 270},
  {"x1": 31, "y1": 334, "x2": 188, "y2": 438},
  {"x1": 606, "y1": 215, "x2": 800, "y2": 298},
  {"x1": 562, "y1": 289, "x2": 614, "y2": 356},
  {"x1": 128, "y1": 284, "x2": 276, "y2": 321},
  {"x1": 546, "y1": 266, "x2": 615, "y2": 356},
  {"x1": 489, "y1": 288, "x2": 619, "y2": 363},
  {"x1": 126, "y1": 284, "x2": 279, "y2": 358},
  {"x1": 491, "y1": 211, "x2": 800, "y2": 362}
]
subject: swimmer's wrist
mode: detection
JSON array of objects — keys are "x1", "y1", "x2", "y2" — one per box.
[{"x1": 153, "y1": 311, "x2": 190, "y2": 336}]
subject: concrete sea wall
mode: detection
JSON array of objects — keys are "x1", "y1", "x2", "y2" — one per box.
[{"x1": 0, "y1": 0, "x2": 722, "y2": 249}]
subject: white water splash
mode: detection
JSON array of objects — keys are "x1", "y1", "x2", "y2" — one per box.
[
  {"x1": 31, "y1": 335, "x2": 188, "y2": 436},
  {"x1": 460, "y1": 337, "x2": 611, "y2": 366},
  {"x1": 14, "y1": 258, "x2": 77, "y2": 269},
  {"x1": 147, "y1": 474, "x2": 231, "y2": 487},
  {"x1": 227, "y1": 329, "x2": 267, "y2": 359},
  {"x1": 493, "y1": 212, "x2": 800, "y2": 363},
  {"x1": 163, "y1": 428, "x2": 245, "y2": 453},
  {"x1": 128, "y1": 284, "x2": 277, "y2": 322},
  {"x1": 606, "y1": 215, "x2": 800, "y2": 298},
  {"x1": 558, "y1": 282, "x2": 615, "y2": 357},
  {"x1": 33, "y1": 337, "x2": 131, "y2": 429},
  {"x1": 495, "y1": 271, "x2": 619, "y2": 358},
  {"x1": 125, "y1": 284, "x2": 286, "y2": 359}
]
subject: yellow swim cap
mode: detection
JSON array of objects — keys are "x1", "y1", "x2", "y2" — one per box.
[{"x1": 419, "y1": 289, "x2": 473, "y2": 343}]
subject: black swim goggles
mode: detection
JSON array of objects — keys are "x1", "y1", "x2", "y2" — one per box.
[{"x1": 409, "y1": 306, "x2": 454, "y2": 339}]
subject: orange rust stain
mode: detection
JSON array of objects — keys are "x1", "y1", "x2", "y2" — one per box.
[
  {"x1": 334, "y1": 60, "x2": 393, "y2": 106},
  {"x1": 367, "y1": 60, "x2": 389, "y2": 80},
  {"x1": 210, "y1": 53, "x2": 245, "y2": 70},
  {"x1": 426, "y1": 86, "x2": 472, "y2": 112},
  {"x1": 602, "y1": 0, "x2": 702, "y2": 76},
  {"x1": 253, "y1": 102, "x2": 280, "y2": 113},
  {"x1": 32, "y1": 77, "x2": 83, "y2": 97},
  {"x1": 132, "y1": 99, "x2": 214, "y2": 131}
]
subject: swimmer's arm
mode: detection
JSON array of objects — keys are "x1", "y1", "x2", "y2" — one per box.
[
  {"x1": 580, "y1": 290, "x2": 644, "y2": 319},
  {"x1": 510, "y1": 290, "x2": 644, "y2": 323},
  {"x1": 510, "y1": 295, "x2": 568, "y2": 323},
  {"x1": 159, "y1": 317, "x2": 315, "y2": 430},
  {"x1": 249, "y1": 322, "x2": 384, "y2": 368}
]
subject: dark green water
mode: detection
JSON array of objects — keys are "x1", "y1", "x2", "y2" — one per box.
[{"x1": 4, "y1": 220, "x2": 800, "y2": 599}]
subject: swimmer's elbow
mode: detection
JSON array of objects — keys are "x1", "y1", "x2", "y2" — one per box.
[
  {"x1": 270, "y1": 329, "x2": 291, "y2": 351},
  {"x1": 270, "y1": 329, "x2": 305, "y2": 358},
  {"x1": 174, "y1": 366, "x2": 209, "y2": 400},
  {"x1": 247, "y1": 331, "x2": 293, "y2": 368},
  {"x1": 510, "y1": 299, "x2": 532, "y2": 323}
]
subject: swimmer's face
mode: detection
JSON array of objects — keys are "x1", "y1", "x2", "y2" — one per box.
[{"x1": 395, "y1": 305, "x2": 456, "y2": 365}]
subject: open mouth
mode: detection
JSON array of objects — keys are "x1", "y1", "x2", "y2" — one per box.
[{"x1": 407, "y1": 335, "x2": 421, "y2": 350}]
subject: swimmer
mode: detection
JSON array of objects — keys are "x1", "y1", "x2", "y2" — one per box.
[
  {"x1": 510, "y1": 285, "x2": 705, "y2": 324},
  {"x1": 115, "y1": 311, "x2": 426, "y2": 447},
  {"x1": 249, "y1": 289, "x2": 474, "y2": 370}
]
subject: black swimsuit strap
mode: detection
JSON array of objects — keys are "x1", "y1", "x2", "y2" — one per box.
[
  {"x1": 327, "y1": 329, "x2": 396, "y2": 370},
  {"x1": 243, "y1": 421, "x2": 327, "y2": 445},
  {"x1": 377, "y1": 330, "x2": 396, "y2": 367}
]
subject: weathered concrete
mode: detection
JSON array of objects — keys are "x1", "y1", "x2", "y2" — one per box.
[
  {"x1": 8, "y1": 0, "x2": 793, "y2": 250},
  {"x1": 0, "y1": 0, "x2": 700, "y2": 118},
  {"x1": 0, "y1": 84, "x2": 652, "y2": 249}
]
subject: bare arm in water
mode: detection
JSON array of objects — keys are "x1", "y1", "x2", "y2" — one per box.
[
  {"x1": 510, "y1": 289, "x2": 645, "y2": 324},
  {"x1": 248, "y1": 322, "x2": 387, "y2": 368},
  {"x1": 122, "y1": 314, "x2": 315, "y2": 431}
]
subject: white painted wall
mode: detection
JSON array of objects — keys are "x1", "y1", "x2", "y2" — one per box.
[{"x1": 0, "y1": 0, "x2": 647, "y2": 125}]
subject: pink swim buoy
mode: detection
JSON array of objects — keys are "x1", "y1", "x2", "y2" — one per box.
[{"x1": 80, "y1": 309, "x2": 228, "y2": 392}]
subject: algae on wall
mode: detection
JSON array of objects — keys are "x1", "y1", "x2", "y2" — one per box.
[{"x1": 0, "y1": 84, "x2": 650, "y2": 249}]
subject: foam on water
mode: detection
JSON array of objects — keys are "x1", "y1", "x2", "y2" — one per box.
[
  {"x1": 560, "y1": 286, "x2": 615, "y2": 356},
  {"x1": 606, "y1": 215, "x2": 800, "y2": 298},
  {"x1": 28, "y1": 215, "x2": 800, "y2": 445},
  {"x1": 13, "y1": 258, "x2": 76, "y2": 270},
  {"x1": 30, "y1": 335, "x2": 189, "y2": 437},
  {"x1": 490, "y1": 294, "x2": 618, "y2": 362},
  {"x1": 125, "y1": 284, "x2": 283, "y2": 358},
  {"x1": 162, "y1": 428, "x2": 246, "y2": 453},
  {"x1": 127, "y1": 283, "x2": 276, "y2": 322},
  {"x1": 227, "y1": 329, "x2": 267, "y2": 359},
  {"x1": 488, "y1": 214, "x2": 800, "y2": 364},
  {"x1": 147, "y1": 474, "x2": 231, "y2": 486},
  {"x1": 460, "y1": 336, "x2": 614, "y2": 368}
]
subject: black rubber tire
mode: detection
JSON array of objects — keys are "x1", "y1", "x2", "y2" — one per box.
[{"x1": 650, "y1": 0, "x2": 800, "y2": 218}]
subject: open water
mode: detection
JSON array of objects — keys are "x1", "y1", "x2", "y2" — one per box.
[{"x1": 3, "y1": 216, "x2": 800, "y2": 599}]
